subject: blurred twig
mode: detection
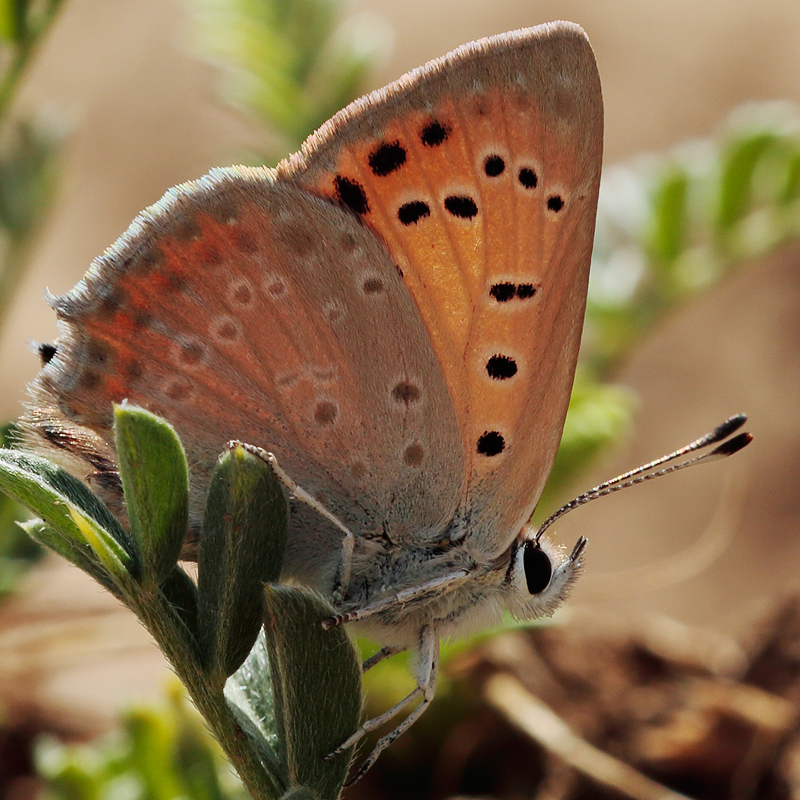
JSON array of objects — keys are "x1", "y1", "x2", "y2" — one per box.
[{"x1": 484, "y1": 673, "x2": 695, "y2": 800}]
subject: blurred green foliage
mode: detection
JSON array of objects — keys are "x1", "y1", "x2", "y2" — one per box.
[
  {"x1": 191, "y1": 0, "x2": 391, "y2": 163},
  {"x1": 0, "y1": 0, "x2": 65, "y2": 595},
  {"x1": 0, "y1": 0, "x2": 64, "y2": 112},
  {"x1": 0, "y1": 118, "x2": 61, "y2": 315},
  {"x1": 591, "y1": 101, "x2": 800, "y2": 357},
  {"x1": 542, "y1": 101, "x2": 800, "y2": 510},
  {"x1": 0, "y1": 0, "x2": 64, "y2": 320},
  {"x1": 36, "y1": 685, "x2": 249, "y2": 800}
]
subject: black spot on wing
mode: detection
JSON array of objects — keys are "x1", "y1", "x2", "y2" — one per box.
[
  {"x1": 484, "y1": 155, "x2": 505, "y2": 177},
  {"x1": 334, "y1": 176, "x2": 369, "y2": 215},
  {"x1": 516, "y1": 284, "x2": 536, "y2": 299},
  {"x1": 518, "y1": 168, "x2": 538, "y2": 189},
  {"x1": 392, "y1": 381, "x2": 421, "y2": 404},
  {"x1": 477, "y1": 431, "x2": 504, "y2": 457},
  {"x1": 314, "y1": 401, "x2": 338, "y2": 425},
  {"x1": 420, "y1": 121, "x2": 451, "y2": 147},
  {"x1": 403, "y1": 442, "x2": 425, "y2": 466},
  {"x1": 489, "y1": 283, "x2": 538, "y2": 302},
  {"x1": 362, "y1": 277, "x2": 385, "y2": 295},
  {"x1": 490, "y1": 283, "x2": 515, "y2": 302},
  {"x1": 486, "y1": 355, "x2": 517, "y2": 380},
  {"x1": 444, "y1": 195, "x2": 478, "y2": 219},
  {"x1": 398, "y1": 201, "x2": 430, "y2": 225},
  {"x1": 368, "y1": 141, "x2": 407, "y2": 176}
]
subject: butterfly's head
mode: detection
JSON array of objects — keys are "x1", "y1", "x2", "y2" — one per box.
[{"x1": 502, "y1": 527, "x2": 586, "y2": 622}]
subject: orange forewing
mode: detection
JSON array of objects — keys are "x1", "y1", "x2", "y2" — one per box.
[{"x1": 284, "y1": 23, "x2": 603, "y2": 554}]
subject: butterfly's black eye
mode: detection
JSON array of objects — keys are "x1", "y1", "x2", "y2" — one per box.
[{"x1": 523, "y1": 542, "x2": 552, "y2": 594}]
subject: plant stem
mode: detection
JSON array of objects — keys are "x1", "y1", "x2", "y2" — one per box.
[{"x1": 133, "y1": 589, "x2": 284, "y2": 800}]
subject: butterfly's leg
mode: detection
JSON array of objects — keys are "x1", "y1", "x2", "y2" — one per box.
[
  {"x1": 343, "y1": 629, "x2": 440, "y2": 784},
  {"x1": 323, "y1": 569, "x2": 469, "y2": 629},
  {"x1": 235, "y1": 444, "x2": 355, "y2": 602},
  {"x1": 362, "y1": 645, "x2": 405, "y2": 673},
  {"x1": 328, "y1": 628, "x2": 437, "y2": 757}
]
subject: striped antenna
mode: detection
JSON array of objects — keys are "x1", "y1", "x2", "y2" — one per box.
[{"x1": 535, "y1": 414, "x2": 752, "y2": 543}]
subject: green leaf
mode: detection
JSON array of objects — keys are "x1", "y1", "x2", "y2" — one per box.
[
  {"x1": 264, "y1": 585, "x2": 361, "y2": 800},
  {"x1": 114, "y1": 404, "x2": 189, "y2": 586},
  {"x1": 67, "y1": 504, "x2": 136, "y2": 587},
  {"x1": 225, "y1": 630, "x2": 286, "y2": 788},
  {"x1": 0, "y1": 424, "x2": 43, "y2": 597},
  {"x1": 0, "y1": 449, "x2": 138, "y2": 583},
  {"x1": 779, "y1": 149, "x2": 800, "y2": 205},
  {"x1": 20, "y1": 518, "x2": 121, "y2": 597},
  {"x1": 0, "y1": 449, "x2": 129, "y2": 541},
  {"x1": 197, "y1": 443, "x2": 288, "y2": 683}
]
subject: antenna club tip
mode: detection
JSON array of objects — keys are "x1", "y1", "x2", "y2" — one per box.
[
  {"x1": 713, "y1": 431, "x2": 753, "y2": 457},
  {"x1": 714, "y1": 413, "x2": 748, "y2": 440}
]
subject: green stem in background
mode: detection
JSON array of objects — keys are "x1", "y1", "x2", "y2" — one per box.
[
  {"x1": 0, "y1": 0, "x2": 71, "y2": 594},
  {"x1": 191, "y1": 0, "x2": 390, "y2": 163},
  {"x1": 0, "y1": 0, "x2": 65, "y2": 120},
  {"x1": 0, "y1": 0, "x2": 67, "y2": 322},
  {"x1": 0, "y1": 118, "x2": 61, "y2": 325}
]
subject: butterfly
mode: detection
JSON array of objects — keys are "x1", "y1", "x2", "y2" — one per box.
[{"x1": 25, "y1": 20, "x2": 604, "y2": 775}]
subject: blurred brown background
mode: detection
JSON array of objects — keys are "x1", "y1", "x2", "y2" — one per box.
[{"x1": 0, "y1": 0, "x2": 798, "y2": 729}]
